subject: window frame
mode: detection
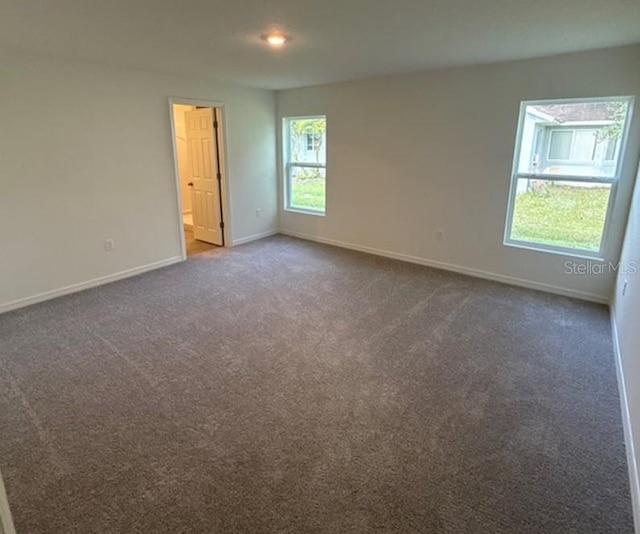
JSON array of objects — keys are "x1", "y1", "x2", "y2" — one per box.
[
  {"x1": 283, "y1": 115, "x2": 327, "y2": 216},
  {"x1": 504, "y1": 96, "x2": 634, "y2": 259}
]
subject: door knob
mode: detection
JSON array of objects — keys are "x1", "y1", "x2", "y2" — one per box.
[{"x1": 188, "y1": 182, "x2": 194, "y2": 187}]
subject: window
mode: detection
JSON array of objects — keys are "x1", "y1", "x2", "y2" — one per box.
[
  {"x1": 548, "y1": 130, "x2": 572, "y2": 160},
  {"x1": 284, "y1": 116, "x2": 327, "y2": 214},
  {"x1": 548, "y1": 129, "x2": 598, "y2": 162},
  {"x1": 306, "y1": 133, "x2": 321, "y2": 151},
  {"x1": 605, "y1": 138, "x2": 619, "y2": 161},
  {"x1": 505, "y1": 97, "x2": 633, "y2": 257}
]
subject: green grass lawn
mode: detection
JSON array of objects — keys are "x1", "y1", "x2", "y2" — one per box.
[
  {"x1": 511, "y1": 183, "x2": 611, "y2": 251},
  {"x1": 291, "y1": 178, "x2": 326, "y2": 211}
]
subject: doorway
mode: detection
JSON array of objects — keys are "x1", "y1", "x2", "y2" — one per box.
[{"x1": 169, "y1": 99, "x2": 229, "y2": 258}]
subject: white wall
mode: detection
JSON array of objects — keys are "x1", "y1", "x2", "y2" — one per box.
[
  {"x1": 0, "y1": 48, "x2": 277, "y2": 310},
  {"x1": 277, "y1": 45, "x2": 640, "y2": 302},
  {"x1": 612, "y1": 161, "x2": 640, "y2": 531}
]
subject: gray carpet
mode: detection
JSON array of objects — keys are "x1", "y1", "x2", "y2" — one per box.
[{"x1": 0, "y1": 236, "x2": 633, "y2": 533}]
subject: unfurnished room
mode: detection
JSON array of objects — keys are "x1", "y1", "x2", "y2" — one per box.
[{"x1": 1, "y1": 1, "x2": 640, "y2": 533}]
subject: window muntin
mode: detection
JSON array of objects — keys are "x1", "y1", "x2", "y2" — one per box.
[
  {"x1": 506, "y1": 97, "x2": 633, "y2": 257},
  {"x1": 284, "y1": 116, "x2": 327, "y2": 214}
]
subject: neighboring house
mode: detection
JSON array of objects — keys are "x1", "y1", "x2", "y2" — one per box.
[
  {"x1": 291, "y1": 131, "x2": 326, "y2": 165},
  {"x1": 517, "y1": 103, "x2": 620, "y2": 193}
]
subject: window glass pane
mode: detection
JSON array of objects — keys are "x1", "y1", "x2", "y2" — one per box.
[
  {"x1": 572, "y1": 130, "x2": 597, "y2": 161},
  {"x1": 510, "y1": 179, "x2": 611, "y2": 252},
  {"x1": 288, "y1": 117, "x2": 327, "y2": 165},
  {"x1": 548, "y1": 131, "x2": 572, "y2": 160},
  {"x1": 517, "y1": 99, "x2": 629, "y2": 178},
  {"x1": 605, "y1": 138, "x2": 618, "y2": 161},
  {"x1": 290, "y1": 166, "x2": 326, "y2": 212}
]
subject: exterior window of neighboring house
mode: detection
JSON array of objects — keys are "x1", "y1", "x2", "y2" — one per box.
[
  {"x1": 504, "y1": 97, "x2": 633, "y2": 257},
  {"x1": 306, "y1": 133, "x2": 321, "y2": 151},
  {"x1": 548, "y1": 129, "x2": 598, "y2": 161},
  {"x1": 605, "y1": 138, "x2": 619, "y2": 161},
  {"x1": 283, "y1": 116, "x2": 327, "y2": 214}
]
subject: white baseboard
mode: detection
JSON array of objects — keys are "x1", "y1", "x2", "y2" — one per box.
[
  {"x1": 611, "y1": 310, "x2": 640, "y2": 533},
  {"x1": 279, "y1": 230, "x2": 609, "y2": 304},
  {"x1": 0, "y1": 469, "x2": 16, "y2": 534},
  {"x1": 232, "y1": 229, "x2": 279, "y2": 247},
  {"x1": 0, "y1": 256, "x2": 183, "y2": 314}
]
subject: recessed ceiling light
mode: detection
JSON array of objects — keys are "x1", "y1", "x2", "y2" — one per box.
[{"x1": 262, "y1": 33, "x2": 291, "y2": 47}]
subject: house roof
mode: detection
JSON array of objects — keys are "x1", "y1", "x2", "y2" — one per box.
[{"x1": 532, "y1": 103, "x2": 620, "y2": 123}]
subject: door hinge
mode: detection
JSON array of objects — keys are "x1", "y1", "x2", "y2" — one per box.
[
  {"x1": 216, "y1": 173, "x2": 222, "y2": 181},
  {"x1": 220, "y1": 222, "x2": 225, "y2": 229},
  {"x1": 213, "y1": 120, "x2": 219, "y2": 129}
]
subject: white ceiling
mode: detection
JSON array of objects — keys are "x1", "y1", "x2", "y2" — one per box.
[{"x1": 1, "y1": 0, "x2": 639, "y2": 90}]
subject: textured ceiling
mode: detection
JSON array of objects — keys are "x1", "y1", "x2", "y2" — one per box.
[{"x1": 1, "y1": 0, "x2": 639, "y2": 90}]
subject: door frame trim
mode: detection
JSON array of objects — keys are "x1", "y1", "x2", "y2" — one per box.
[
  {"x1": 168, "y1": 97, "x2": 232, "y2": 259},
  {"x1": 0, "y1": 468, "x2": 16, "y2": 534}
]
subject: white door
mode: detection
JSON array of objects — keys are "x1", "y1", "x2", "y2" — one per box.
[{"x1": 185, "y1": 108, "x2": 223, "y2": 246}]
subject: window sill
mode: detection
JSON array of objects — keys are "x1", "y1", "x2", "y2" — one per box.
[
  {"x1": 503, "y1": 240, "x2": 605, "y2": 261},
  {"x1": 284, "y1": 207, "x2": 326, "y2": 217}
]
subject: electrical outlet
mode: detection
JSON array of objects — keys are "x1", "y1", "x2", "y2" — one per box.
[
  {"x1": 435, "y1": 229, "x2": 444, "y2": 241},
  {"x1": 104, "y1": 239, "x2": 115, "y2": 252}
]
